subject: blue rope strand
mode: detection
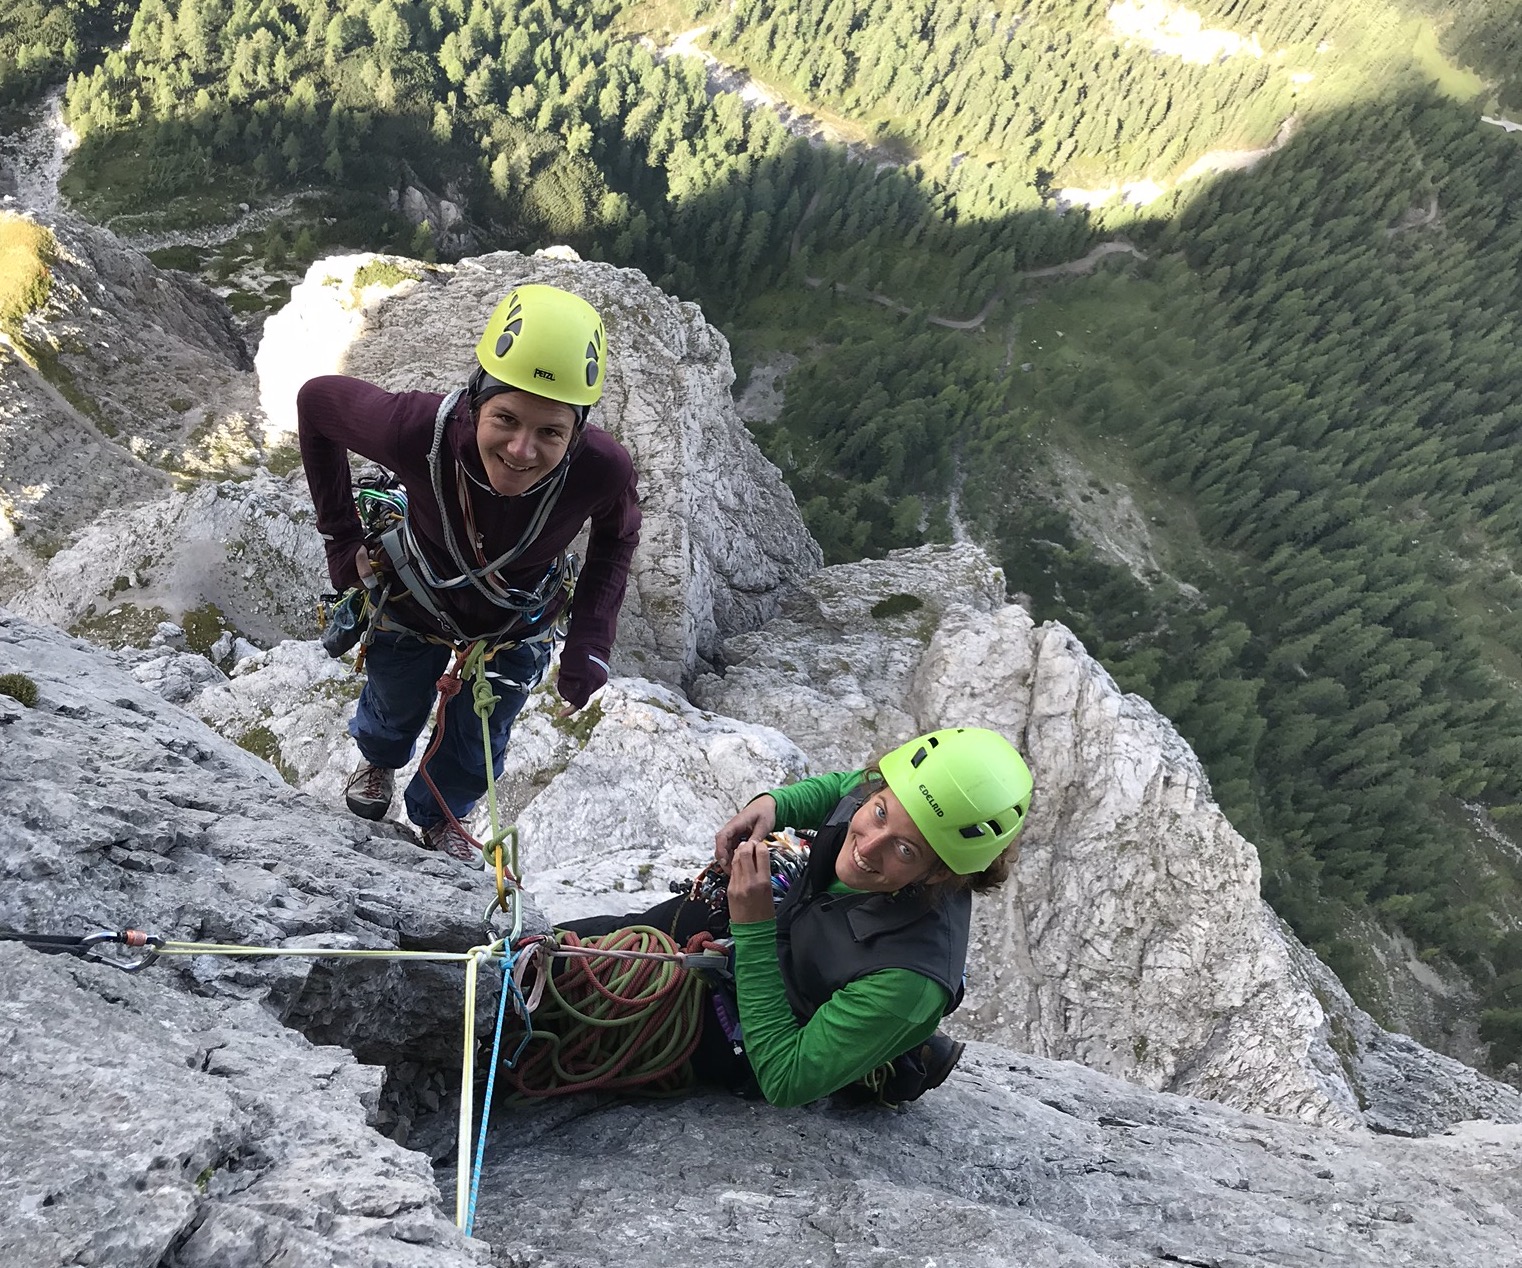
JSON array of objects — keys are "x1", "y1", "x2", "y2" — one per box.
[{"x1": 463, "y1": 948, "x2": 534, "y2": 1237}]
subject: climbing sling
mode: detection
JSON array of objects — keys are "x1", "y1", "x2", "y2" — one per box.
[
  {"x1": 319, "y1": 388, "x2": 578, "y2": 667},
  {"x1": 372, "y1": 388, "x2": 574, "y2": 646}
]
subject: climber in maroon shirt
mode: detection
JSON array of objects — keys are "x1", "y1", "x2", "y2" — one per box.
[{"x1": 297, "y1": 283, "x2": 640, "y2": 866}]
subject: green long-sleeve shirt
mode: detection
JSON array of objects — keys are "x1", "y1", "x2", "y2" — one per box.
[{"x1": 730, "y1": 771, "x2": 950, "y2": 1107}]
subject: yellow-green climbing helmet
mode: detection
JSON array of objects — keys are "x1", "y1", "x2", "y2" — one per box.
[
  {"x1": 473, "y1": 283, "x2": 606, "y2": 408},
  {"x1": 879, "y1": 727, "x2": 1033, "y2": 874}
]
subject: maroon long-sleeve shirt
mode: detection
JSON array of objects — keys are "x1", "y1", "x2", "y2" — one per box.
[{"x1": 297, "y1": 375, "x2": 640, "y2": 706}]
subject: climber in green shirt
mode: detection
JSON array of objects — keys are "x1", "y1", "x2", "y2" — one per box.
[
  {"x1": 556, "y1": 726, "x2": 1034, "y2": 1107},
  {"x1": 723, "y1": 769, "x2": 960, "y2": 1105}
]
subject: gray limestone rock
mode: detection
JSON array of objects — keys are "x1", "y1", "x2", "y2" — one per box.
[
  {"x1": 0, "y1": 609, "x2": 500, "y2": 1264},
  {"x1": 0, "y1": 951, "x2": 487, "y2": 1268},
  {"x1": 121, "y1": 641, "x2": 230, "y2": 704},
  {"x1": 7, "y1": 466, "x2": 328, "y2": 646},
  {"x1": 5, "y1": 598, "x2": 1522, "y2": 1266},
  {"x1": 467, "y1": 1046, "x2": 1522, "y2": 1268},
  {"x1": 0, "y1": 211, "x2": 255, "y2": 559}
]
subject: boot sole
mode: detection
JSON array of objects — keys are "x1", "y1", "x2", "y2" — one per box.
[{"x1": 345, "y1": 797, "x2": 391, "y2": 821}]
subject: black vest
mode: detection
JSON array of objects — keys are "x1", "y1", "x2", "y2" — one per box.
[{"x1": 773, "y1": 788, "x2": 970, "y2": 1023}]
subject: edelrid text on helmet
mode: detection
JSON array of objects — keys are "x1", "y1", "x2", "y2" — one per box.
[
  {"x1": 473, "y1": 283, "x2": 606, "y2": 409},
  {"x1": 879, "y1": 727, "x2": 1033, "y2": 874}
]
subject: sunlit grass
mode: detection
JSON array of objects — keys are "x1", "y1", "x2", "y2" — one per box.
[
  {"x1": 1411, "y1": 20, "x2": 1487, "y2": 102},
  {"x1": 611, "y1": 0, "x2": 700, "y2": 41},
  {"x1": 0, "y1": 211, "x2": 55, "y2": 333}
]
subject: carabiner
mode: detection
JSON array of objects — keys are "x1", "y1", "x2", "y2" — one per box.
[{"x1": 80, "y1": 929, "x2": 163, "y2": 974}]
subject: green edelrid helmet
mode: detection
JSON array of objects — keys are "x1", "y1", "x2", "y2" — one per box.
[
  {"x1": 879, "y1": 728, "x2": 1033, "y2": 874},
  {"x1": 472, "y1": 283, "x2": 606, "y2": 409}
]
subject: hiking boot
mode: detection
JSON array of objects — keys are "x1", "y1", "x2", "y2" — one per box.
[
  {"x1": 917, "y1": 1030, "x2": 966, "y2": 1092},
  {"x1": 421, "y1": 819, "x2": 483, "y2": 868},
  {"x1": 344, "y1": 761, "x2": 395, "y2": 821}
]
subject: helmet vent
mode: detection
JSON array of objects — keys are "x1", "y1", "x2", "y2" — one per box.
[
  {"x1": 959, "y1": 825, "x2": 985, "y2": 839},
  {"x1": 585, "y1": 339, "x2": 600, "y2": 388},
  {"x1": 495, "y1": 315, "x2": 524, "y2": 357},
  {"x1": 987, "y1": 818, "x2": 1004, "y2": 835},
  {"x1": 909, "y1": 745, "x2": 928, "y2": 769}
]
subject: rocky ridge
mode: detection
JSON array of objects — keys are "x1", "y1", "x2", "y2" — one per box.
[
  {"x1": 0, "y1": 212, "x2": 257, "y2": 564},
  {"x1": 115, "y1": 536, "x2": 1522, "y2": 1135}
]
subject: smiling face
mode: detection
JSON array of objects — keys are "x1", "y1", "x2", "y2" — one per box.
[
  {"x1": 834, "y1": 785, "x2": 945, "y2": 893},
  {"x1": 474, "y1": 389, "x2": 579, "y2": 496}
]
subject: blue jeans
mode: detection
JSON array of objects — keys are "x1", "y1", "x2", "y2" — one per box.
[{"x1": 349, "y1": 629, "x2": 549, "y2": 830}]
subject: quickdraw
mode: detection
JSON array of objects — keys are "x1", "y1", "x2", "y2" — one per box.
[{"x1": 0, "y1": 927, "x2": 162, "y2": 973}]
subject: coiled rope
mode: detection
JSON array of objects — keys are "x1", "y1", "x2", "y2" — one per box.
[{"x1": 504, "y1": 926, "x2": 717, "y2": 1098}]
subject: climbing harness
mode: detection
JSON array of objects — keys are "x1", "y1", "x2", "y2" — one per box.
[
  {"x1": 316, "y1": 387, "x2": 579, "y2": 667},
  {"x1": 319, "y1": 394, "x2": 582, "y2": 849}
]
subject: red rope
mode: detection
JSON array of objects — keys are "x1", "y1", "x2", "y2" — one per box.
[{"x1": 414, "y1": 644, "x2": 497, "y2": 859}]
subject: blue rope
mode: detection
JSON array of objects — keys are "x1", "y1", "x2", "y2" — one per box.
[{"x1": 463, "y1": 947, "x2": 535, "y2": 1237}]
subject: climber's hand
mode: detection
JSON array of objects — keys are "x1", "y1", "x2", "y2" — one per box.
[
  {"x1": 714, "y1": 796, "x2": 777, "y2": 870},
  {"x1": 726, "y1": 839, "x2": 775, "y2": 925}
]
